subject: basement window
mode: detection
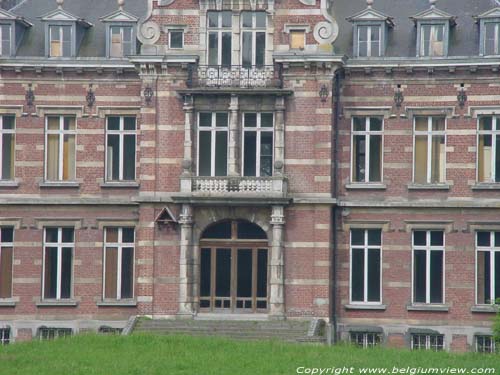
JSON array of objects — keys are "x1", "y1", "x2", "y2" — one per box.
[
  {"x1": 98, "y1": 326, "x2": 123, "y2": 335},
  {"x1": 43, "y1": 227, "x2": 74, "y2": 300},
  {"x1": 0, "y1": 227, "x2": 13, "y2": 299},
  {"x1": 0, "y1": 116, "x2": 15, "y2": 181},
  {"x1": 0, "y1": 328, "x2": 10, "y2": 345},
  {"x1": 478, "y1": 116, "x2": 500, "y2": 183},
  {"x1": 411, "y1": 334, "x2": 444, "y2": 351},
  {"x1": 413, "y1": 230, "x2": 444, "y2": 304},
  {"x1": 352, "y1": 117, "x2": 383, "y2": 183},
  {"x1": 350, "y1": 229, "x2": 382, "y2": 304},
  {"x1": 45, "y1": 116, "x2": 76, "y2": 182},
  {"x1": 476, "y1": 231, "x2": 500, "y2": 305},
  {"x1": 38, "y1": 327, "x2": 72, "y2": 341},
  {"x1": 350, "y1": 332, "x2": 382, "y2": 348},
  {"x1": 475, "y1": 335, "x2": 497, "y2": 353},
  {"x1": 413, "y1": 116, "x2": 446, "y2": 184}
]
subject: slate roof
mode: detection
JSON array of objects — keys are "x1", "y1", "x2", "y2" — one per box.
[{"x1": 10, "y1": 0, "x2": 147, "y2": 58}]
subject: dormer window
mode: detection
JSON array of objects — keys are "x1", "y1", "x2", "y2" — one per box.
[
  {"x1": 358, "y1": 25, "x2": 381, "y2": 57},
  {"x1": 0, "y1": 8, "x2": 31, "y2": 57},
  {"x1": 110, "y1": 26, "x2": 133, "y2": 57},
  {"x1": 100, "y1": 1, "x2": 139, "y2": 59},
  {"x1": 420, "y1": 24, "x2": 445, "y2": 57},
  {"x1": 49, "y1": 25, "x2": 71, "y2": 57},
  {"x1": 476, "y1": 7, "x2": 500, "y2": 56},
  {"x1": 0, "y1": 24, "x2": 11, "y2": 57}
]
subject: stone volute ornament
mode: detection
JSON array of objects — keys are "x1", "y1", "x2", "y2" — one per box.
[
  {"x1": 137, "y1": 0, "x2": 161, "y2": 45},
  {"x1": 301, "y1": 0, "x2": 339, "y2": 45}
]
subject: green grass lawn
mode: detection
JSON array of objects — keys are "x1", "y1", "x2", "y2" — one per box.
[{"x1": 0, "y1": 334, "x2": 498, "y2": 375}]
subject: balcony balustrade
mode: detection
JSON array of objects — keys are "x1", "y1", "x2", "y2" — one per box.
[{"x1": 180, "y1": 176, "x2": 287, "y2": 197}]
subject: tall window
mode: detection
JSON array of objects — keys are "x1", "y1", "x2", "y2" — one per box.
[
  {"x1": 45, "y1": 116, "x2": 76, "y2": 181},
  {"x1": 478, "y1": 116, "x2": 500, "y2": 183},
  {"x1": 243, "y1": 113, "x2": 273, "y2": 177},
  {"x1": 0, "y1": 227, "x2": 13, "y2": 299},
  {"x1": 106, "y1": 116, "x2": 136, "y2": 182},
  {"x1": 0, "y1": 116, "x2": 15, "y2": 181},
  {"x1": 207, "y1": 11, "x2": 232, "y2": 66},
  {"x1": 476, "y1": 231, "x2": 500, "y2": 305},
  {"x1": 43, "y1": 228, "x2": 74, "y2": 300},
  {"x1": 198, "y1": 112, "x2": 228, "y2": 177},
  {"x1": 350, "y1": 229, "x2": 382, "y2": 304},
  {"x1": 411, "y1": 334, "x2": 444, "y2": 351},
  {"x1": 110, "y1": 26, "x2": 133, "y2": 58},
  {"x1": 0, "y1": 24, "x2": 11, "y2": 56},
  {"x1": 352, "y1": 117, "x2": 383, "y2": 183},
  {"x1": 484, "y1": 23, "x2": 500, "y2": 56},
  {"x1": 49, "y1": 25, "x2": 71, "y2": 57},
  {"x1": 420, "y1": 24, "x2": 445, "y2": 57},
  {"x1": 241, "y1": 12, "x2": 266, "y2": 67},
  {"x1": 103, "y1": 227, "x2": 134, "y2": 300},
  {"x1": 357, "y1": 25, "x2": 381, "y2": 57},
  {"x1": 414, "y1": 116, "x2": 446, "y2": 184},
  {"x1": 413, "y1": 230, "x2": 444, "y2": 304}
]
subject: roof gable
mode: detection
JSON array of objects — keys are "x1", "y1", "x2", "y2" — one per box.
[
  {"x1": 410, "y1": 6, "x2": 457, "y2": 25},
  {"x1": 475, "y1": 7, "x2": 500, "y2": 20},
  {"x1": 0, "y1": 7, "x2": 32, "y2": 27},
  {"x1": 39, "y1": 7, "x2": 92, "y2": 27},
  {"x1": 100, "y1": 8, "x2": 138, "y2": 23},
  {"x1": 347, "y1": 7, "x2": 394, "y2": 27}
]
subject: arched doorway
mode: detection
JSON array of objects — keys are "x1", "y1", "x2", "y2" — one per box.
[{"x1": 199, "y1": 220, "x2": 269, "y2": 313}]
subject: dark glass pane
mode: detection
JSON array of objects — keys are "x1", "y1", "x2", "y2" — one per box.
[
  {"x1": 242, "y1": 31, "x2": 252, "y2": 68},
  {"x1": 1, "y1": 227, "x2": 13, "y2": 243},
  {"x1": 215, "y1": 131, "x2": 227, "y2": 176},
  {"x1": 367, "y1": 230, "x2": 381, "y2": 246},
  {"x1": 256, "y1": 12, "x2": 266, "y2": 28},
  {"x1": 353, "y1": 135, "x2": 366, "y2": 182},
  {"x1": 208, "y1": 12, "x2": 218, "y2": 28},
  {"x1": 0, "y1": 246, "x2": 12, "y2": 299},
  {"x1": 202, "y1": 221, "x2": 231, "y2": 239},
  {"x1": 2, "y1": 116, "x2": 14, "y2": 130},
  {"x1": 107, "y1": 117, "x2": 120, "y2": 131},
  {"x1": 107, "y1": 134, "x2": 120, "y2": 181},
  {"x1": 496, "y1": 135, "x2": 500, "y2": 183},
  {"x1": 351, "y1": 248, "x2": 364, "y2": 302},
  {"x1": 60, "y1": 247, "x2": 72, "y2": 299},
  {"x1": 45, "y1": 228, "x2": 59, "y2": 243},
  {"x1": 495, "y1": 232, "x2": 500, "y2": 247},
  {"x1": 255, "y1": 32, "x2": 265, "y2": 67},
  {"x1": 241, "y1": 12, "x2": 252, "y2": 28},
  {"x1": 123, "y1": 135, "x2": 136, "y2": 180},
  {"x1": 414, "y1": 250, "x2": 427, "y2": 303},
  {"x1": 261, "y1": 113, "x2": 273, "y2": 128},
  {"x1": 208, "y1": 33, "x2": 218, "y2": 66},
  {"x1": 199, "y1": 113, "x2": 212, "y2": 127},
  {"x1": 199, "y1": 132, "x2": 211, "y2": 176},
  {"x1": 244, "y1": 113, "x2": 257, "y2": 127},
  {"x1": 44, "y1": 247, "x2": 58, "y2": 299},
  {"x1": 430, "y1": 231, "x2": 443, "y2": 247},
  {"x1": 104, "y1": 247, "x2": 118, "y2": 299},
  {"x1": 221, "y1": 11, "x2": 232, "y2": 28},
  {"x1": 124, "y1": 117, "x2": 136, "y2": 131},
  {"x1": 495, "y1": 252, "x2": 500, "y2": 303},
  {"x1": 237, "y1": 221, "x2": 267, "y2": 240},
  {"x1": 353, "y1": 117, "x2": 366, "y2": 131},
  {"x1": 200, "y1": 249, "x2": 211, "y2": 297},
  {"x1": 237, "y1": 249, "x2": 252, "y2": 298},
  {"x1": 369, "y1": 135, "x2": 382, "y2": 182},
  {"x1": 216, "y1": 113, "x2": 228, "y2": 127},
  {"x1": 367, "y1": 249, "x2": 380, "y2": 302},
  {"x1": 260, "y1": 132, "x2": 273, "y2": 177},
  {"x1": 351, "y1": 229, "x2": 364, "y2": 246},
  {"x1": 477, "y1": 251, "x2": 489, "y2": 304},
  {"x1": 478, "y1": 231, "x2": 491, "y2": 247},
  {"x1": 122, "y1": 228, "x2": 135, "y2": 243},
  {"x1": 2, "y1": 133, "x2": 13, "y2": 180},
  {"x1": 221, "y1": 32, "x2": 231, "y2": 67},
  {"x1": 215, "y1": 249, "x2": 231, "y2": 297},
  {"x1": 430, "y1": 250, "x2": 443, "y2": 303},
  {"x1": 244, "y1": 132, "x2": 257, "y2": 176},
  {"x1": 414, "y1": 231, "x2": 426, "y2": 246},
  {"x1": 170, "y1": 31, "x2": 183, "y2": 48},
  {"x1": 479, "y1": 116, "x2": 493, "y2": 131},
  {"x1": 62, "y1": 228, "x2": 74, "y2": 243},
  {"x1": 121, "y1": 247, "x2": 134, "y2": 298},
  {"x1": 257, "y1": 249, "x2": 268, "y2": 298}
]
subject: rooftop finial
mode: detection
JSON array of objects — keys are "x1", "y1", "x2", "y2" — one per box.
[
  {"x1": 118, "y1": 0, "x2": 125, "y2": 10},
  {"x1": 56, "y1": 0, "x2": 64, "y2": 9},
  {"x1": 429, "y1": 0, "x2": 437, "y2": 8},
  {"x1": 366, "y1": 0, "x2": 374, "y2": 8}
]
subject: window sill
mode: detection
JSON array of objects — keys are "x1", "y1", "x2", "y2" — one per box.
[
  {"x1": 345, "y1": 183, "x2": 387, "y2": 190},
  {"x1": 406, "y1": 304, "x2": 450, "y2": 312},
  {"x1": 96, "y1": 300, "x2": 137, "y2": 307},
  {"x1": 0, "y1": 299, "x2": 17, "y2": 307},
  {"x1": 471, "y1": 184, "x2": 500, "y2": 191},
  {"x1": 39, "y1": 182, "x2": 81, "y2": 188},
  {"x1": 0, "y1": 180, "x2": 19, "y2": 188},
  {"x1": 344, "y1": 304, "x2": 387, "y2": 311},
  {"x1": 470, "y1": 305, "x2": 499, "y2": 313},
  {"x1": 407, "y1": 184, "x2": 450, "y2": 191},
  {"x1": 36, "y1": 299, "x2": 79, "y2": 307},
  {"x1": 100, "y1": 182, "x2": 140, "y2": 189}
]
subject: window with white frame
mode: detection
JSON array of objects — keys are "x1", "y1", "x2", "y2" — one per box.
[
  {"x1": 0, "y1": 328, "x2": 10, "y2": 345},
  {"x1": 357, "y1": 25, "x2": 381, "y2": 57},
  {"x1": 414, "y1": 116, "x2": 446, "y2": 184},
  {"x1": 420, "y1": 24, "x2": 445, "y2": 57},
  {"x1": 241, "y1": 11, "x2": 266, "y2": 68},
  {"x1": 49, "y1": 25, "x2": 71, "y2": 57},
  {"x1": 38, "y1": 327, "x2": 72, "y2": 340},
  {"x1": 476, "y1": 335, "x2": 497, "y2": 353},
  {"x1": 484, "y1": 23, "x2": 500, "y2": 56},
  {"x1": 110, "y1": 26, "x2": 133, "y2": 58},
  {"x1": 412, "y1": 230, "x2": 444, "y2": 304},
  {"x1": 103, "y1": 227, "x2": 135, "y2": 301},
  {"x1": 0, "y1": 227, "x2": 13, "y2": 299},
  {"x1": 45, "y1": 116, "x2": 76, "y2": 182},
  {"x1": 0, "y1": 24, "x2": 11, "y2": 57},
  {"x1": 43, "y1": 227, "x2": 74, "y2": 300},
  {"x1": 197, "y1": 112, "x2": 228, "y2": 177},
  {"x1": 207, "y1": 11, "x2": 232, "y2": 67},
  {"x1": 0, "y1": 115, "x2": 15, "y2": 181},
  {"x1": 476, "y1": 231, "x2": 500, "y2": 305},
  {"x1": 352, "y1": 117, "x2": 383, "y2": 183},
  {"x1": 106, "y1": 116, "x2": 136, "y2": 182},
  {"x1": 478, "y1": 116, "x2": 500, "y2": 183},
  {"x1": 350, "y1": 229, "x2": 382, "y2": 304},
  {"x1": 169, "y1": 29, "x2": 184, "y2": 49},
  {"x1": 350, "y1": 332, "x2": 382, "y2": 348},
  {"x1": 411, "y1": 334, "x2": 444, "y2": 351},
  {"x1": 243, "y1": 113, "x2": 273, "y2": 177}
]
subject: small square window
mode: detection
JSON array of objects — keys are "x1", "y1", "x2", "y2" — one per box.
[
  {"x1": 290, "y1": 30, "x2": 305, "y2": 50},
  {"x1": 169, "y1": 30, "x2": 183, "y2": 49}
]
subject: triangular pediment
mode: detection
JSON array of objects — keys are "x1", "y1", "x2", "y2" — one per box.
[
  {"x1": 347, "y1": 7, "x2": 394, "y2": 27},
  {"x1": 0, "y1": 8, "x2": 32, "y2": 27},
  {"x1": 476, "y1": 7, "x2": 500, "y2": 20},
  {"x1": 39, "y1": 8, "x2": 92, "y2": 27},
  {"x1": 410, "y1": 7, "x2": 456, "y2": 23},
  {"x1": 100, "y1": 9, "x2": 139, "y2": 23}
]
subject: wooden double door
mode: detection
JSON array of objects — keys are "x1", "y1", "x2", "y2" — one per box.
[{"x1": 199, "y1": 244, "x2": 269, "y2": 313}]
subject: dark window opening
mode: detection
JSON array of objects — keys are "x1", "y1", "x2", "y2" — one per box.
[{"x1": 38, "y1": 327, "x2": 72, "y2": 341}]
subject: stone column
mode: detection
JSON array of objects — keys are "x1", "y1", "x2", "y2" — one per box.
[
  {"x1": 180, "y1": 95, "x2": 194, "y2": 193},
  {"x1": 228, "y1": 94, "x2": 240, "y2": 176},
  {"x1": 269, "y1": 205, "x2": 285, "y2": 319},
  {"x1": 274, "y1": 96, "x2": 285, "y2": 176},
  {"x1": 178, "y1": 204, "x2": 194, "y2": 317}
]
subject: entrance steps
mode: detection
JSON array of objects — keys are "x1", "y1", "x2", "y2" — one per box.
[{"x1": 133, "y1": 317, "x2": 327, "y2": 344}]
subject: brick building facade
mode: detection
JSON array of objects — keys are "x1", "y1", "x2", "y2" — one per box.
[{"x1": 0, "y1": 0, "x2": 497, "y2": 353}]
